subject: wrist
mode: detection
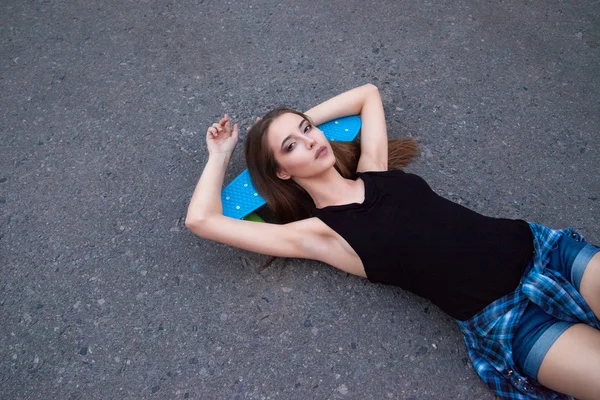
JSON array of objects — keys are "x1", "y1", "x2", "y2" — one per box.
[{"x1": 208, "y1": 152, "x2": 232, "y2": 168}]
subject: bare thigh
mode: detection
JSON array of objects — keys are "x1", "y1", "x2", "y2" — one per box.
[
  {"x1": 580, "y1": 252, "x2": 600, "y2": 319},
  {"x1": 537, "y1": 324, "x2": 600, "y2": 400}
]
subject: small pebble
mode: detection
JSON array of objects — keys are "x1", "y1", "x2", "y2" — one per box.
[{"x1": 336, "y1": 384, "x2": 348, "y2": 395}]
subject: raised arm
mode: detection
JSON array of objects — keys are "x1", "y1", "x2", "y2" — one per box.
[
  {"x1": 185, "y1": 115, "x2": 325, "y2": 259},
  {"x1": 305, "y1": 84, "x2": 388, "y2": 172}
]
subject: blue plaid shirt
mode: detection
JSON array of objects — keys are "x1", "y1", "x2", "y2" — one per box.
[{"x1": 457, "y1": 223, "x2": 600, "y2": 399}]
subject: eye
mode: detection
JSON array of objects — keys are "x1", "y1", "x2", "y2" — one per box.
[
  {"x1": 303, "y1": 123, "x2": 312, "y2": 134},
  {"x1": 286, "y1": 142, "x2": 296, "y2": 152}
]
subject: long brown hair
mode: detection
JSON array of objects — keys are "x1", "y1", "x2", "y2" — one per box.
[{"x1": 245, "y1": 107, "x2": 419, "y2": 224}]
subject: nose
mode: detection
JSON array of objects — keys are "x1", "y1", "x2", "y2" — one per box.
[{"x1": 304, "y1": 136, "x2": 316, "y2": 148}]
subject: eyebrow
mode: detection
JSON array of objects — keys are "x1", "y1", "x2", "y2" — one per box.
[{"x1": 280, "y1": 118, "x2": 307, "y2": 151}]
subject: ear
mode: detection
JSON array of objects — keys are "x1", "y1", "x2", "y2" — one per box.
[{"x1": 276, "y1": 168, "x2": 291, "y2": 180}]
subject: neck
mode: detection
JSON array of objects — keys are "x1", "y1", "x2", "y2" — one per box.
[{"x1": 293, "y1": 167, "x2": 363, "y2": 209}]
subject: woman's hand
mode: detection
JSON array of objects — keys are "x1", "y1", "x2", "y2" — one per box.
[
  {"x1": 304, "y1": 83, "x2": 379, "y2": 126},
  {"x1": 206, "y1": 114, "x2": 239, "y2": 155}
]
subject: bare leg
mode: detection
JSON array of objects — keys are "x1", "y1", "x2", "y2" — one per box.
[
  {"x1": 537, "y1": 324, "x2": 600, "y2": 400},
  {"x1": 580, "y1": 252, "x2": 600, "y2": 319}
]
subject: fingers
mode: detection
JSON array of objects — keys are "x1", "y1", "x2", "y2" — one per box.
[
  {"x1": 216, "y1": 114, "x2": 232, "y2": 135},
  {"x1": 231, "y1": 123, "x2": 239, "y2": 140},
  {"x1": 207, "y1": 114, "x2": 236, "y2": 138},
  {"x1": 247, "y1": 116, "x2": 262, "y2": 132},
  {"x1": 208, "y1": 122, "x2": 223, "y2": 137},
  {"x1": 219, "y1": 113, "x2": 230, "y2": 127}
]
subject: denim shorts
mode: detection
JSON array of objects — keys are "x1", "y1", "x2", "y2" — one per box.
[{"x1": 513, "y1": 230, "x2": 599, "y2": 380}]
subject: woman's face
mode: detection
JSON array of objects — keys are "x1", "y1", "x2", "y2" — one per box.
[{"x1": 266, "y1": 112, "x2": 335, "y2": 180}]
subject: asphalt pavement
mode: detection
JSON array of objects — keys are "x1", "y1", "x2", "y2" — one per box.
[{"x1": 1, "y1": 0, "x2": 599, "y2": 399}]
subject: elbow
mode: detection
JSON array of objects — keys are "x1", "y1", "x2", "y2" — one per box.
[
  {"x1": 364, "y1": 83, "x2": 379, "y2": 92},
  {"x1": 185, "y1": 214, "x2": 208, "y2": 235}
]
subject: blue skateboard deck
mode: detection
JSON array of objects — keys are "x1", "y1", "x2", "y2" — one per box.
[{"x1": 224, "y1": 115, "x2": 361, "y2": 220}]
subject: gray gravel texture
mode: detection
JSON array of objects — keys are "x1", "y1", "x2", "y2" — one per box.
[{"x1": 1, "y1": 0, "x2": 599, "y2": 399}]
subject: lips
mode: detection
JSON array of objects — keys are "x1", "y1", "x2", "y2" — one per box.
[{"x1": 315, "y1": 146, "x2": 327, "y2": 159}]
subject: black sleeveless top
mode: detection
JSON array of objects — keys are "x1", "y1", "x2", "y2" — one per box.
[{"x1": 312, "y1": 170, "x2": 534, "y2": 320}]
